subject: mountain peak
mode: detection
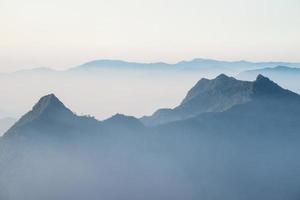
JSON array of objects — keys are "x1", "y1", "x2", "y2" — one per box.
[
  {"x1": 179, "y1": 74, "x2": 250, "y2": 107},
  {"x1": 12, "y1": 94, "x2": 72, "y2": 128},
  {"x1": 141, "y1": 74, "x2": 255, "y2": 126},
  {"x1": 255, "y1": 74, "x2": 268, "y2": 81},
  {"x1": 109, "y1": 113, "x2": 130, "y2": 120},
  {"x1": 254, "y1": 74, "x2": 278, "y2": 87},
  {"x1": 32, "y1": 93, "x2": 67, "y2": 114},
  {"x1": 253, "y1": 74, "x2": 298, "y2": 98},
  {"x1": 38, "y1": 93, "x2": 58, "y2": 102},
  {"x1": 215, "y1": 73, "x2": 232, "y2": 81},
  {"x1": 3, "y1": 94, "x2": 77, "y2": 138}
]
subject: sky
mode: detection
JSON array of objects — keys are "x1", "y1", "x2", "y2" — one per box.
[{"x1": 0, "y1": 0, "x2": 300, "y2": 72}]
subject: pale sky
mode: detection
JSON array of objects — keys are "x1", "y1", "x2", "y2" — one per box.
[{"x1": 0, "y1": 0, "x2": 299, "y2": 72}]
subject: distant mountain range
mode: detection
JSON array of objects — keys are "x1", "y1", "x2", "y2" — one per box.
[
  {"x1": 2, "y1": 74, "x2": 300, "y2": 200},
  {"x1": 2, "y1": 59, "x2": 300, "y2": 123},
  {"x1": 72, "y1": 58, "x2": 300, "y2": 72},
  {"x1": 2, "y1": 59, "x2": 300, "y2": 76},
  {"x1": 238, "y1": 65, "x2": 300, "y2": 80}
]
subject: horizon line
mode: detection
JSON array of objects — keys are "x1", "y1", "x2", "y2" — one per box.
[{"x1": 2, "y1": 57, "x2": 300, "y2": 74}]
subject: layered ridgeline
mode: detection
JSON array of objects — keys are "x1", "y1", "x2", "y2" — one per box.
[
  {"x1": 72, "y1": 58, "x2": 300, "y2": 72},
  {"x1": 141, "y1": 74, "x2": 300, "y2": 126},
  {"x1": 237, "y1": 66, "x2": 300, "y2": 94},
  {"x1": 4, "y1": 73, "x2": 300, "y2": 140},
  {"x1": 3, "y1": 94, "x2": 144, "y2": 141},
  {"x1": 238, "y1": 65, "x2": 300, "y2": 80},
  {"x1": 2, "y1": 74, "x2": 300, "y2": 200}
]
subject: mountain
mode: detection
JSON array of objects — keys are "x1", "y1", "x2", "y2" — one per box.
[
  {"x1": 2, "y1": 59, "x2": 300, "y2": 77},
  {"x1": 141, "y1": 74, "x2": 252, "y2": 125},
  {"x1": 141, "y1": 74, "x2": 300, "y2": 126},
  {"x1": 158, "y1": 74, "x2": 300, "y2": 132},
  {"x1": 237, "y1": 66, "x2": 300, "y2": 94},
  {"x1": 3, "y1": 94, "x2": 145, "y2": 141},
  {"x1": 72, "y1": 59, "x2": 172, "y2": 71},
  {"x1": 5, "y1": 74, "x2": 300, "y2": 137},
  {"x1": 2, "y1": 59, "x2": 300, "y2": 80},
  {"x1": 2, "y1": 75, "x2": 300, "y2": 200},
  {"x1": 72, "y1": 58, "x2": 300, "y2": 72},
  {"x1": 102, "y1": 113, "x2": 144, "y2": 130},
  {"x1": 3, "y1": 94, "x2": 101, "y2": 140},
  {"x1": 238, "y1": 65, "x2": 300, "y2": 80}
]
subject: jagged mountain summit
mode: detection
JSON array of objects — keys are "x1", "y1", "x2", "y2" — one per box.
[
  {"x1": 6, "y1": 94, "x2": 74, "y2": 129},
  {"x1": 141, "y1": 74, "x2": 299, "y2": 126},
  {"x1": 24, "y1": 93, "x2": 73, "y2": 118},
  {"x1": 3, "y1": 94, "x2": 144, "y2": 140},
  {"x1": 3, "y1": 94, "x2": 96, "y2": 139}
]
